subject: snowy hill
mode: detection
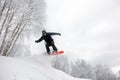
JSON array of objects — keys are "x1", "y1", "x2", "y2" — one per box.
[{"x1": 0, "y1": 55, "x2": 91, "y2": 80}]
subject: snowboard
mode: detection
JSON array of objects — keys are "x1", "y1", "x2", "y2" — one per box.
[{"x1": 51, "y1": 51, "x2": 64, "y2": 55}]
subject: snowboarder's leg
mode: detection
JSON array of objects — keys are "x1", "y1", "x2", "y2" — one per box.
[
  {"x1": 45, "y1": 44, "x2": 50, "y2": 54},
  {"x1": 51, "y1": 42, "x2": 57, "y2": 53}
]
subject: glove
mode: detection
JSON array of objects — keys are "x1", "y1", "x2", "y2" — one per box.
[
  {"x1": 35, "y1": 40, "x2": 38, "y2": 43},
  {"x1": 59, "y1": 33, "x2": 61, "y2": 36}
]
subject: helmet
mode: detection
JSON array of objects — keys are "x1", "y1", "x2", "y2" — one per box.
[{"x1": 42, "y1": 30, "x2": 47, "y2": 35}]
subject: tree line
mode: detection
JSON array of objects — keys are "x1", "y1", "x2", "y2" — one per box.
[{"x1": 52, "y1": 55, "x2": 120, "y2": 80}]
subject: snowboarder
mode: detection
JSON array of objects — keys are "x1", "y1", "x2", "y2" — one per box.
[{"x1": 35, "y1": 30, "x2": 61, "y2": 54}]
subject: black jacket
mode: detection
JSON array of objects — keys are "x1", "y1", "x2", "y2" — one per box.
[{"x1": 35, "y1": 32, "x2": 61, "y2": 44}]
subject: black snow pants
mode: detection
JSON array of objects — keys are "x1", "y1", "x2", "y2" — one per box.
[{"x1": 45, "y1": 41, "x2": 57, "y2": 54}]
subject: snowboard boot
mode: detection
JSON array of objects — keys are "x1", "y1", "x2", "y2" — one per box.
[
  {"x1": 47, "y1": 51, "x2": 51, "y2": 55},
  {"x1": 52, "y1": 50, "x2": 57, "y2": 54}
]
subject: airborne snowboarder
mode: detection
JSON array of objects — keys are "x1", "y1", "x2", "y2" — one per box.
[{"x1": 35, "y1": 30, "x2": 61, "y2": 55}]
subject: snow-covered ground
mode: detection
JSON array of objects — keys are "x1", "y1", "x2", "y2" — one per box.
[{"x1": 0, "y1": 54, "x2": 91, "y2": 80}]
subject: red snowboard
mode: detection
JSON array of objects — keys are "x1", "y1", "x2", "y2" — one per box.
[{"x1": 51, "y1": 51, "x2": 64, "y2": 55}]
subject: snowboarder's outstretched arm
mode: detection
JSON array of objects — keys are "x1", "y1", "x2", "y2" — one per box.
[
  {"x1": 35, "y1": 36, "x2": 44, "y2": 43},
  {"x1": 48, "y1": 32, "x2": 61, "y2": 36}
]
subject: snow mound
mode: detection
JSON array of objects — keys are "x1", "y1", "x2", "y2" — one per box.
[{"x1": 0, "y1": 55, "x2": 91, "y2": 80}]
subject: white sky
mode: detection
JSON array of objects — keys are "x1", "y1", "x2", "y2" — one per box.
[{"x1": 44, "y1": 0, "x2": 120, "y2": 71}]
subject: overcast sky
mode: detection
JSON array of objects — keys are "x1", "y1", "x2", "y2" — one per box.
[{"x1": 44, "y1": 0, "x2": 120, "y2": 72}]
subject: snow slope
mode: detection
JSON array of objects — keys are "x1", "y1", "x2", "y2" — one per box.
[{"x1": 0, "y1": 55, "x2": 91, "y2": 80}]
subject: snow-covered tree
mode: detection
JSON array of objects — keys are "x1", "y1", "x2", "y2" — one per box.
[
  {"x1": 71, "y1": 59, "x2": 96, "y2": 80},
  {"x1": 10, "y1": 0, "x2": 46, "y2": 56},
  {"x1": 94, "y1": 65, "x2": 117, "y2": 80},
  {"x1": 0, "y1": 0, "x2": 46, "y2": 56},
  {"x1": 52, "y1": 55, "x2": 118, "y2": 80},
  {"x1": 52, "y1": 56, "x2": 71, "y2": 74},
  {"x1": 117, "y1": 71, "x2": 120, "y2": 80}
]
